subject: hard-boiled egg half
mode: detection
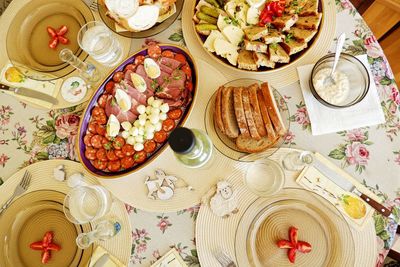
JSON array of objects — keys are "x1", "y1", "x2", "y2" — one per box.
[
  {"x1": 130, "y1": 73, "x2": 147, "y2": 93},
  {"x1": 127, "y1": 5, "x2": 160, "y2": 32},
  {"x1": 106, "y1": 114, "x2": 120, "y2": 137},
  {"x1": 115, "y1": 89, "x2": 131, "y2": 112},
  {"x1": 144, "y1": 58, "x2": 161, "y2": 79}
]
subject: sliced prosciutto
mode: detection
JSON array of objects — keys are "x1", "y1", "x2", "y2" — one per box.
[
  {"x1": 159, "y1": 57, "x2": 182, "y2": 69},
  {"x1": 105, "y1": 95, "x2": 137, "y2": 123}
]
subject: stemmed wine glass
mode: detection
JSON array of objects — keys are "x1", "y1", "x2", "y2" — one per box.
[{"x1": 281, "y1": 151, "x2": 314, "y2": 171}]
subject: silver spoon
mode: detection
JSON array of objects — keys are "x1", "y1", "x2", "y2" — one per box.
[{"x1": 325, "y1": 33, "x2": 346, "y2": 86}]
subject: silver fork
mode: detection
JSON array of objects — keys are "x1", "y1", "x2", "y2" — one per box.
[
  {"x1": 0, "y1": 171, "x2": 31, "y2": 215},
  {"x1": 214, "y1": 249, "x2": 237, "y2": 267},
  {"x1": 83, "y1": 0, "x2": 98, "y2": 11}
]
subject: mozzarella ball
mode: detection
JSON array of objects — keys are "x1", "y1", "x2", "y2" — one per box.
[
  {"x1": 145, "y1": 106, "x2": 152, "y2": 115},
  {"x1": 147, "y1": 96, "x2": 155, "y2": 105},
  {"x1": 152, "y1": 99, "x2": 162, "y2": 108},
  {"x1": 145, "y1": 131, "x2": 154, "y2": 140},
  {"x1": 126, "y1": 136, "x2": 136, "y2": 145},
  {"x1": 137, "y1": 105, "x2": 146, "y2": 115},
  {"x1": 160, "y1": 103, "x2": 169, "y2": 113},
  {"x1": 135, "y1": 135, "x2": 144, "y2": 144},
  {"x1": 145, "y1": 124, "x2": 155, "y2": 133},
  {"x1": 159, "y1": 113, "x2": 167, "y2": 121},
  {"x1": 155, "y1": 122, "x2": 162, "y2": 131},
  {"x1": 133, "y1": 120, "x2": 140, "y2": 128},
  {"x1": 121, "y1": 121, "x2": 132, "y2": 131},
  {"x1": 138, "y1": 126, "x2": 145, "y2": 136},
  {"x1": 134, "y1": 143, "x2": 144, "y2": 152},
  {"x1": 121, "y1": 130, "x2": 130, "y2": 139},
  {"x1": 129, "y1": 127, "x2": 139, "y2": 137},
  {"x1": 150, "y1": 114, "x2": 160, "y2": 124},
  {"x1": 151, "y1": 107, "x2": 160, "y2": 115}
]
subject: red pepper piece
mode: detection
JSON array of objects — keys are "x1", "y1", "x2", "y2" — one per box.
[
  {"x1": 41, "y1": 250, "x2": 51, "y2": 264},
  {"x1": 48, "y1": 37, "x2": 58, "y2": 49},
  {"x1": 289, "y1": 227, "x2": 298, "y2": 244},
  {"x1": 296, "y1": 241, "x2": 312, "y2": 253},
  {"x1": 30, "y1": 241, "x2": 44, "y2": 251},
  {"x1": 47, "y1": 243, "x2": 61, "y2": 251},
  {"x1": 58, "y1": 36, "x2": 69, "y2": 45},
  {"x1": 47, "y1": 27, "x2": 57, "y2": 38},
  {"x1": 288, "y1": 248, "x2": 296, "y2": 263},
  {"x1": 277, "y1": 240, "x2": 295, "y2": 249},
  {"x1": 56, "y1": 25, "x2": 68, "y2": 36},
  {"x1": 42, "y1": 231, "x2": 53, "y2": 247}
]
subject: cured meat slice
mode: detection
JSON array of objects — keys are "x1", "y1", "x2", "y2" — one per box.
[
  {"x1": 163, "y1": 98, "x2": 183, "y2": 108},
  {"x1": 105, "y1": 95, "x2": 120, "y2": 118},
  {"x1": 158, "y1": 63, "x2": 173, "y2": 74},
  {"x1": 156, "y1": 71, "x2": 170, "y2": 87},
  {"x1": 122, "y1": 81, "x2": 147, "y2": 105},
  {"x1": 135, "y1": 65, "x2": 153, "y2": 89},
  {"x1": 159, "y1": 57, "x2": 182, "y2": 69},
  {"x1": 117, "y1": 110, "x2": 137, "y2": 123},
  {"x1": 156, "y1": 86, "x2": 182, "y2": 100}
]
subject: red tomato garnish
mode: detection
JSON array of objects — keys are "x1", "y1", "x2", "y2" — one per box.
[
  {"x1": 48, "y1": 37, "x2": 58, "y2": 49},
  {"x1": 58, "y1": 36, "x2": 69, "y2": 45},
  {"x1": 143, "y1": 140, "x2": 157, "y2": 153},
  {"x1": 41, "y1": 250, "x2": 51, "y2": 264},
  {"x1": 113, "y1": 136, "x2": 125, "y2": 150},
  {"x1": 105, "y1": 81, "x2": 115, "y2": 94},
  {"x1": 30, "y1": 231, "x2": 61, "y2": 264},
  {"x1": 167, "y1": 109, "x2": 182, "y2": 120},
  {"x1": 56, "y1": 25, "x2": 68, "y2": 36},
  {"x1": 161, "y1": 50, "x2": 174, "y2": 58},
  {"x1": 30, "y1": 241, "x2": 44, "y2": 251},
  {"x1": 133, "y1": 151, "x2": 147, "y2": 163},
  {"x1": 47, "y1": 27, "x2": 57, "y2": 38},
  {"x1": 113, "y1": 71, "x2": 124, "y2": 83},
  {"x1": 174, "y1": 54, "x2": 187, "y2": 63},
  {"x1": 154, "y1": 131, "x2": 167, "y2": 143}
]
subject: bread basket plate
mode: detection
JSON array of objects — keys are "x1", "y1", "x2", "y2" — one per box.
[
  {"x1": 204, "y1": 78, "x2": 290, "y2": 161},
  {"x1": 97, "y1": 0, "x2": 183, "y2": 38},
  {"x1": 235, "y1": 188, "x2": 355, "y2": 267}
]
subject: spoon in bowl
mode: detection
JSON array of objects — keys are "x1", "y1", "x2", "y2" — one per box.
[{"x1": 324, "y1": 33, "x2": 346, "y2": 86}]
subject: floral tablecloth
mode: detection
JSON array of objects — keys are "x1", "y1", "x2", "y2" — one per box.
[{"x1": 1, "y1": 0, "x2": 400, "y2": 266}]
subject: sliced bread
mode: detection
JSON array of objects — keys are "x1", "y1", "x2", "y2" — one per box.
[
  {"x1": 268, "y1": 44, "x2": 290, "y2": 63},
  {"x1": 214, "y1": 86, "x2": 225, "y2": 134},
  {"x1": 261, "y1": 29, "x2": 285, "y2": 44},
  {"x1": 221, "y1": 86, "x2": 240, "y2": 138},
  {"x1": 243, "y1": 26, "x2": 269, "y2": 41},
  {"x1": 257, "y1": 89, "x2": 277, "y2": 141},
  {"x1": 295, "y1": 13, "x2": 322, "y2": 30},
  {"x1": 242, "y1": 88, "x2": 261, "y2": 140},
  {"x1": 253, "y1": 52, "x2": 276, "y2": 69},
  {"x1": 271, "y1": 14, "x2": 298, "y2": 31},
  {"x1": 286, "y1": 27, "x2": 318, "y2": 43},
  {"x1": 233, "y1": 87, "x2": 250, "y2": 137},
  {"x1": 260, "y1": 82, "x2": 287, "y2": 137},
  {"x1": 238, "y1": 50, "x2": 258, "y2": 71},
  {"x1": 280, "y1": 38, "x2": 308, "y2": 55},
  {"x1": 299, "y1": 0, "x2": 319, "y2": 16},
  {"x1": 236, "y1": 134, "x2": 279, "y2": 153},
  {"x1": 248, "y1": 84, "x2": 267, "y2": 137},
  {"x1": 244, "y1": 40, "x2": 268, "y2": 53}
]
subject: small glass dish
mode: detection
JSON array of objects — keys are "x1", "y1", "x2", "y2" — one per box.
[{"x1": 309, "y1": 53, "x2": 370, "y2": 108}]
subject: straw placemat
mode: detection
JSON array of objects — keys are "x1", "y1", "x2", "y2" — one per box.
[
  {"x1": 99, "y1": 58, "x2": 237, "y2": 212},
  {"x1": 0, "y1": 0, "x2": 131, "y2": 110},
  {"x1": 0, "y1": 160, "x2": 131, "y2": 266},
  {"x1": 196, "y1": 147, "x2": 377, "y2": 267},
  {"x1": 182, "y1": 0, "x2": 336, "y2": 88}
]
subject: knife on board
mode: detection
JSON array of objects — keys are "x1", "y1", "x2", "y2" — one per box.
[
  {"x1": 0, "y1": 83, "x2": 58, "y2": 105},
  {"x1": 313, "y1": 159, "x2": 392, "y2": 217}
]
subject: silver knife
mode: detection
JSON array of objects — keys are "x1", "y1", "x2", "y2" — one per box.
[
  {"x1": 0, "y1": 83, "x2": 58, "y2": 105},
  {"x1": 313, "y1": 159, "x2": 392, "y2": 217}
]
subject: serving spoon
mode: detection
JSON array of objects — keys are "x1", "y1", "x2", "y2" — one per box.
[{"x1": 325, "y1": 33, "x2": 346, "y2": 86}]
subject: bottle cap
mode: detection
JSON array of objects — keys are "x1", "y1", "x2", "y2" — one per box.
[{"x1": 168, "y1": 127, "x2": 195, "y2": 154}]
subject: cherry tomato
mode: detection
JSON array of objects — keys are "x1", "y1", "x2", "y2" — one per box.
[
  {"x1": 96, "y1": 148, "x2": 108, "y2": 162},
  {"x1": 47, "y1": 27, "x2": 57, "y2": 38},
  {"x1": 174, "y1": 54, "x2": 187, "y2": 63},
  {"x1": 94, "y1": 114, "x2": 107, "y2": 125},
  {"x1": 113, "y1": 136, "x2": 125, "y2": 150},
  {"x1": 113, "y1": 71, "x2": 124, "y2": 83},
  {"x1": 148, "y1": 44, "x2": 162, "y2": 58},
  {"x1": 84, "y1": 133, "x2": 93, "y2": 146},
  {"x1": 167, "y1": 109, "x2": 183, "y2": 120},
  {"x1": 106, "y1": 150, "x2": 118, "y2": 161},
  {"x1": 154, "y1": 130, "x2": 167, "y2": 143},
  {"x1": 115, "y1": 149, "x2": 125, "y2": 159},
  {"x1": 133, "y1": 151, "x2": 147, "y2": 163},
  {"x1": 91, "y1": 135, "x2": 104, "y2": 149},
  {"x1": 122, "y1": 144, "x2": 135, "y2": 156},
  {"x1": 56, "y1": 25, "x2": 68, "y2": 35},
  {"x1": 134, "y1": 55, "x2": 145, "y2": 65},
  {"x1": 85, "y1": 147, "x2": 97, "y2": 160},
  {"x1": 92, "y1": 107, "x2": 105, "y2": 116},
  {"x1": 58, "y1": 36, "x2": 69, "y2": 45},
  {"x1": 121, "y1": 157, "x2": 135, "y2": 169},
  {"x1": 107, "y1": 160, "x2": 121, "y2": 172},
  {"x1": 98, "y1": 95, "x2": 108, "y2": 108},
  {"x1": 48, "y1": 37, "x2": 58, "y2": 49},
  {"x1": 143, "y1": 140, "x2": 157, "y2": 153},
  {"x1": 161, "y1": 50, "x2": 174, "y2": 58},
  {"x1": 162, "y1": 118, "x2": 175, "y2": 132},
  {"x1": 124, "y1": 64, "x2": 136, "y2": 72},
  {"x1": 181, "y1": 65, "x2": 192, "y2": 78},
  {"x1": 92, "y1": 159, "x2": 107, "y2": 170},
  {"x1": 105, "y1": 81, "x2": 115, "y2": 94},
  {"x1": 185, "y1": 81, "x2": 193, "y2": 92},
  {"x1": 96, "y1": 124, "x2": 106, "y2": 136}
]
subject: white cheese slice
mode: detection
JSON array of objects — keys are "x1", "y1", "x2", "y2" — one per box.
[
  {"x1": 227, "y1": 51, "x2": 239, "y2": 66},
  {"x1": 214, "y1": 38, "x2": 239, "y2": 58},
  {"x1": 204, "y1": 30, "x2": 226, "y2": 53},
  {"x1": 246, "y1": 0, "x2": 266, "y2": 8},
  {"x1": 217, "y1": 15, "x2": 231, "y2": 31},
  {"x1": 222, "y1": 25, "x2": 244, "y2": 46}
]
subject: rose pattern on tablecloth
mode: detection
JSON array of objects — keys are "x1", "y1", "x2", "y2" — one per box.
[{"x1": 1, "y1": 1, "x2": 400, "y2": 266}]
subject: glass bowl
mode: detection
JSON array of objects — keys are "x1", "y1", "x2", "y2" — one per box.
[{"x1": 309, "y1": 53, "x2": 370, "y2": 108}]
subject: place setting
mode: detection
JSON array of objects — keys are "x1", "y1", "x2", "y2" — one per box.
[{"x1": 1, "y1": 0, "x2": 400, "y2": 266}]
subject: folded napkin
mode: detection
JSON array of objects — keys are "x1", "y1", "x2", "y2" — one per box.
[
  {"x1": 86, "y1": 246, "x2": 124, "y2": 267},
  {"x1": 0, "y1": 62, "x2": 62, "y2": 109},
  {"x1": 297, "y1": 55, "x2": 385, "y2": 136},
  {"x1": 151, "y1": 248, "x2": 188, "y2": 267}
]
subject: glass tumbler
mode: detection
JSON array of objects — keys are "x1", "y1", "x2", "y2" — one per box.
[
  {"x1": 77, "y1": 21, "x2": 123, "y2": 67},
  {"x1": 63, "y1": 185, "x2": 113, "y2": 224}
]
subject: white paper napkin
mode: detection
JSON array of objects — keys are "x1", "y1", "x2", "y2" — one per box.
[{"x1": 297, "y1": 55, "x2": 385, "y2": 136}]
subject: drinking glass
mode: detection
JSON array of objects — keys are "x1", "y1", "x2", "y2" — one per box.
[
  {"x1": 76, "y1": 219, "x2": 121, "y2": 249},
  {"x1": 244, "y1": 158, "x2": 285, "y2": 197},
  {"x1": 282, "y1": 151, "x2": 314, "y2": 171},
  {"x1": 77, "y1": 21, "x2": 123, "y2": 67},
  {"x1": 63, "y1": 185, "x2": 112, "y2": 224}
]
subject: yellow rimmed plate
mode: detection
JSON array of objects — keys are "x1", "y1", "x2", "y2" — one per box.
[{"x1": 0, "y1": 190, "x2": 92, "y2": 267}]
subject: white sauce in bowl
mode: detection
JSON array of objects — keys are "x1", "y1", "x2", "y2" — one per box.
[{"x1": 312, "y1": 68, "x2": 350, "y2": 105}]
